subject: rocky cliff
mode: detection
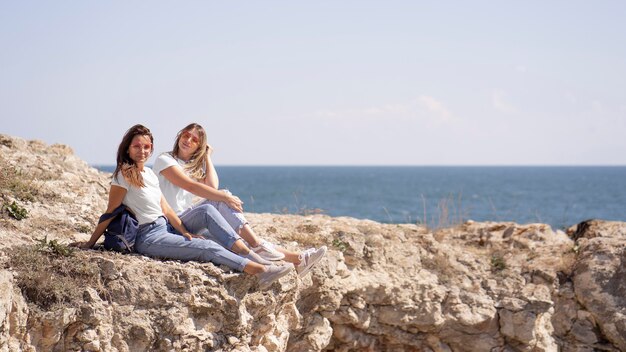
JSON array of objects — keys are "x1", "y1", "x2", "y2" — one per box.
[{"x1": 0, "y1": 134, "x2": 624, "y2": 352}]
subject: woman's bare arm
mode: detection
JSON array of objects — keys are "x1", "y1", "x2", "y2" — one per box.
[
  {"x1": 160, "y1": 165, "x2": 243, "y2": 212},
  {"x1": 79, "y1": 185, "x2": 126, "y2": 248}
]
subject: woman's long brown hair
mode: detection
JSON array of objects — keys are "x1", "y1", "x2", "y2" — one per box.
[
  {"x1": 171, "y1": 123, "x2": 208, "y2": 181},
  {"x1": 113, "y1": 124, "x2": 154, "y2": 188}
]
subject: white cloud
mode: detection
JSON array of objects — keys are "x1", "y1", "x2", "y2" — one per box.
[
  {"x1": 492, "y1": 90, "x2": 517, "y2": 114},
  {"x1": 309, "y1": 95, "x2": 454, "y2": 125},
  {"x1": 416, "y1": 95, "x2": 452, "y2": 122}
]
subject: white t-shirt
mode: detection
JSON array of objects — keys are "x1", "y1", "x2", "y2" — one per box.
[
  {"x1": 112, "y1": 168, "x2": 164, "y2": 225},
  {"x1": 152, "y1": 152, "x2": 196, "y2": 214}
]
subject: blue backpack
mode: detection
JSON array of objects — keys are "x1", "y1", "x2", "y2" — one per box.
[{"x1": 98, "y1": 205, "x2": 138, "y2": 253}]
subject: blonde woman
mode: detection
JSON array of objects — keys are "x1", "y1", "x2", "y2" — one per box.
[{"x1": 153, "y1": 123, "x2": 326, "y2": 277}]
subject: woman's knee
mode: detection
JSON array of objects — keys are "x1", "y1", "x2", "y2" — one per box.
[{"x1": 199, "y1": 204, "x2": 221, "y2": 219}]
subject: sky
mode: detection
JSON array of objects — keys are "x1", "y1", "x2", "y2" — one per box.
[{"x1": 1, "y1": 1, "x2": 625, "y2": 166}]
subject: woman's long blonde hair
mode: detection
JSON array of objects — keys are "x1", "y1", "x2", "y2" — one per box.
[
  {"x1": 172, "y1": 123, "x2": 208, "y2": 181},
  {"x1": 113, "y1": 124, "x2": 154, "y2": 188}
]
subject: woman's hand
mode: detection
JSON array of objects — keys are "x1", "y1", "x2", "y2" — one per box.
[
  {"x1": 71, "y1": 241, "x2": 94, "y2": 249},
  {"x1": 181, "y1": 232, "x2": 203, "y2": 241},
  {"x1": 223, "y1": 192, "x2": 244, "y2": 213}
]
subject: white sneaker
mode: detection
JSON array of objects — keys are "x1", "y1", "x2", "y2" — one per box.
[
  {"x1": 256, "y1": 264, "x2": 292, "y2": 289},
  {"x1": 252, "y1": 240, "x2": 285, "y2": 261},
  {"x1": 296, "y1": 246, "x2": 327, "y2": 277}
]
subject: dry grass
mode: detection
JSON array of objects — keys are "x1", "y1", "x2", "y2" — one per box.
[
  {"x1": 0, "y1": 155, "x2": 42, "y2": 203},
  {"x1": 284, "y1": 229, "x2": 327, "y2": 248},
  {"x1": 295, "y1": 224, "x2": 321, "y2": 234},
  {"x1": 420, "y1": 254, "x2": 460, "y2": 284},
  {"x1": 260, "y1": 222, "x2": 328, "y2": 248},
  {"x1": 421, "y1": 193, "x2": 468, "y2": 231},
  {"x1": 273, "y1": 192, "x2": 326, "y2": 216},
  {"x1": 0, "y1": 155, "x2": 64, "y2": 222},
  {"x1": 4, "y1": 239, "x2": 106, "y2": 310},
  {"x1": 28, "y1": 216, "x2": 80, "y2": 236},
  {"x1": 75, "y1": 223, "x2": 93, "y2": 234},
  {"x1": 279, "y1": 206, "x2": 325, "y2": 216}
]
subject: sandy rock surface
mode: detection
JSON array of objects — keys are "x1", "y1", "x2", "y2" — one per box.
[{"x1": 0, "y1": 134, "x2": 624, "y2": 351}]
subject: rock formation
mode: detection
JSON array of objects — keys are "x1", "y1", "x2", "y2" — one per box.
[{"x1": 0, "y1": 134, "x2": 624, "y2": 351}]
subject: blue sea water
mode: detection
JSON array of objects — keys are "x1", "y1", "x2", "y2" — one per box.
[{"x1": 93, "y1": 166, "x2": 626, "y2": 229}]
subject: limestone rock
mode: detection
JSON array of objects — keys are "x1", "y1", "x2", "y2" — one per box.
[
  {"x1": 0, "y1": 134, "x2": 624, "y2": 351},
  {"x1": 571, "y1": 220, "x2": 626, "y2": 351}
]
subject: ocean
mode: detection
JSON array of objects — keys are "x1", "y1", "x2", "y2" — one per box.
[{"x1": 93, "y1": 166, "x2": 626, "y2": 229}]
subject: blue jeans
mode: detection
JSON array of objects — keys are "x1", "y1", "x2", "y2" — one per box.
[
  {"x1": 178, "y1": 202, "x2": 242, "y2": 248},
  {"x1": 201, "y1": 190, "x2": 248, "y2": 232},
  {"x1": 135, "y1": 217, "x2": 249, "y2": 271}
]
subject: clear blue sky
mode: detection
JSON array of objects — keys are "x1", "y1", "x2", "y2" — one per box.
[{"x1": 1, "y1": 1, "x2": 625, "y2": 165}]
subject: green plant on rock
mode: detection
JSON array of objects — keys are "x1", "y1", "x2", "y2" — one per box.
[
  {"x1": 490, "y1": 255, "x2": 507, "y2": 271},
  {"x1": 36, "y1": 236, "x2": 75, "y2": 257},
  {"x1": 6, "y1": 201, "x2": 28, "y2": 220},
  {"x1": 332, "y1": 238, "x2": 349, "y2": 252}
]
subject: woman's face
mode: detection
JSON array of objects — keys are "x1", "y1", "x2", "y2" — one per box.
[
  {"x1": 128, "y1": 135, "x2": 153, "y2": 164},
  {"x1": 178, "y1": 129, "x2": 201, "y2": 156}
]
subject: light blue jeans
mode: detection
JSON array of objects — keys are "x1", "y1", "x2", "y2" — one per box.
[
  {"x1": 178, "y1": 198, "x2": 246, "y2": 246},
  {"x1": 135, "y1": 216, "x2": 249, "y2": 271},
  {"x1": 195, "y1": 190, "x2": 248, "y2": 233}
]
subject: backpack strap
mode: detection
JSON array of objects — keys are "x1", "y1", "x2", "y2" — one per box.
[
  {"x1": 98, "y1": 204, "x2": 126, "y2": 224},
  {"x1": 112, "y1": 233, "x2": 134, "y2": 252}
]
